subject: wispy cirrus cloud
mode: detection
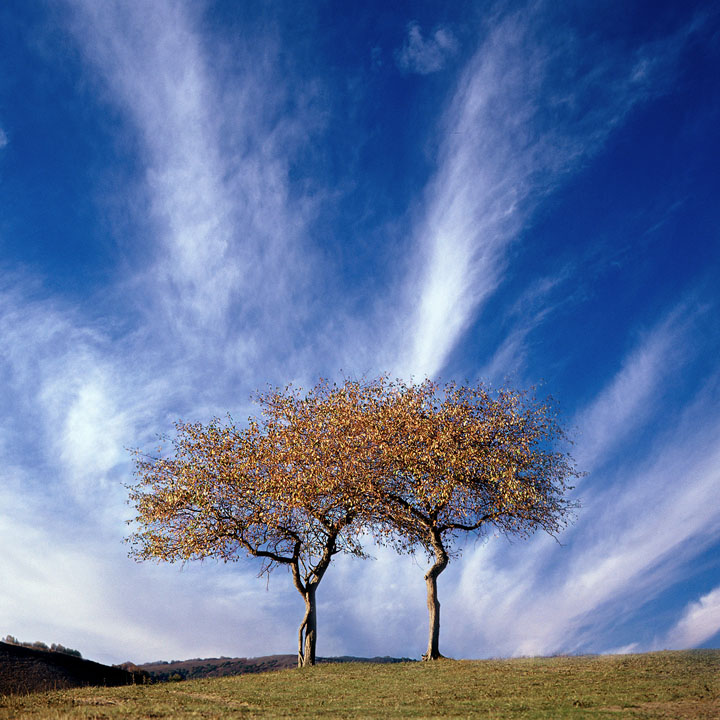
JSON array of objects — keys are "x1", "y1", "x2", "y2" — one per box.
[
  {"x1": 66, "y1": 0, "x2": 329, "y2": 378},
  {"x1": 400, "y1": 5, "x2": 700, "y2": 379},
  {"x1": 64, "y1": 0, "x2": 407, "y2": 394},
  {"x1": 571, "y1": 306, "x2": 694, "y2": 472},
  {"x1": 68, "y1": 1, "x2": 237, "y2": 315},
  {"x1": 0, "y1": 276, "x2": 162, "y2": 507},
  {"x1": 478, "y1": 267, "x2": 575, "y2": 384},
  {"x1": 395, "y1": 22, "x2": 459, "y2": 75}
]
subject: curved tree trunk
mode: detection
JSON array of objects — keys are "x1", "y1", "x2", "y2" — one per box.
[
  {"x1": 290, "y1": 528, "x2": 340, "y2": 668},
  {"x1": 422, "y1": 530, "x2": 449, "y2": 661},
  {"x1": 298, "y1": 584, "x2": 317, "y2": 667}
]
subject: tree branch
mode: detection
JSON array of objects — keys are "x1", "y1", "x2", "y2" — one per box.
[{"x1": 438, "y1": 511, "x2": 501, "y2": 533}]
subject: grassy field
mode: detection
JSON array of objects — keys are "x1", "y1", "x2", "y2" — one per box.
[{"x1": 0, "y1": 650, "x2": 717, "y2": 719}]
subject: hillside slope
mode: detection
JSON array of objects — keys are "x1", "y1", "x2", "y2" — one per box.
[
  {"x1": 1, "y1": 649, "x2": 718, "y2": 718},
  {"x1": 137, "y1": 653, "x2": 413, "y2": 681},
  {"x1": 0, "y1": 642, "x2": 145, "y2": 695}
]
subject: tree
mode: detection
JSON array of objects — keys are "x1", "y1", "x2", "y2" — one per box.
[
  {"x1": 365, "y1": 379, "x2": 580, "y2": 660},
  {"x1": 128, "y1": 376, "x2": 579, "y2": 665},
  {"x1": 127, "y1": 381, "x2": 378, "y2": 667}
]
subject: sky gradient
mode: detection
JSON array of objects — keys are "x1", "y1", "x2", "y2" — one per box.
[{"x1": 1, "y1": 0, "x2": 719, "y2": 666}]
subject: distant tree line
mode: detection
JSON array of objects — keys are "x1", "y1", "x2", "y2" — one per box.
[
  {"x1": 128, "y1": 376, "x2": 580, "y2": 667},
  {"x1": 3, "y1": 635, "x2": 82, "y2": 658}
]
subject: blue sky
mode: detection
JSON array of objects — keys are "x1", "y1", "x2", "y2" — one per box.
[{"x1": 1, "y1": 0, "x2": 719, "y2": 665}]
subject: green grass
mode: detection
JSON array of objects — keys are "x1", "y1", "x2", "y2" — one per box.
[{"x1": 1, "y1": 650, "x2": 718, "y2": 719}]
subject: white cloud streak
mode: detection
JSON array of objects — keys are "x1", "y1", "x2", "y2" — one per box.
[
  {"x1": 67, "y1": 0, "x2": 327, "y2": 379},
  {"x1": 572, "y1": 306, "x2": 692, "y2": 472},
  {"x1": 400, "y1": 5, "x2": 694, "y2": 379},
  {"x1": 63, "y1": 0, "x2": 408, "y2": 393},
  {"x1": 663, "y1": 586, "x2": 720, "y2": 649},
  {"x1": 71, "y1": 2, "x2": 235, "y2": 313},
  {"x1": 0, "y1": 278, "x2": 165, "y2": 510}
]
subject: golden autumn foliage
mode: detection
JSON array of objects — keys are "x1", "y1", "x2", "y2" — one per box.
[
  {"x1": 127, "y1": 376, "x2": 579, "y2": 665},
  {"x1": 128, "y1": 380, "x2": 392, "y2": 666},
  {"x1": 367, "y1": 379, "x2": 578, "y2": 543},
  {"x1": 357, "y1": 378, "x2": 580, "y2": 659}
]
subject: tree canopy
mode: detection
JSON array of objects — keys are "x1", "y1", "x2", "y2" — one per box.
[
  {"x1": 362, "y1": 378, "x2": 580, "y2": 658},
  {"x1": 128, "y1": 382, "x2": 380, "y2": 666},
  {"x1": 128, "y1": 376, "x2": 579, "y2": 664}
]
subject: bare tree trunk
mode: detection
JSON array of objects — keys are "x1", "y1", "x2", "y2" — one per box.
[
  {"x1": 422, "y1": 531, "x2": 449, "y2": 661},
  {"x1": 292, "y1": 554, "x2": 319, "y2": 668},
  {"x1": 297, "y1": 595, "x2": 310, "y2": 667},
  {"x1": 298, "y1": 585, "x2": 317, "y2": 667},
  {"x1": 290, "y1": 529, "x2": 341, "y2": 668}
]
